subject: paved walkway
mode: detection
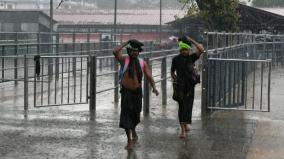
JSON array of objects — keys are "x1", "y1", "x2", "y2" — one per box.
[{"x1": 246, "y1": 66, "x2": 284, "y2": 159}]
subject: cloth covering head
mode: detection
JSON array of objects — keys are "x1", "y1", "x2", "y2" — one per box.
[
  {"x1": 178, "y1": 36, "x2": 192, "y2": 50},
  {"x1": 127, "y1": 39, "x2": 144, "y2": 52}
]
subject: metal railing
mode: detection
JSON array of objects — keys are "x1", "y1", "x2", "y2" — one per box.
[
  {"x1": 207, "y1": 58, "x2": 271, "y2": 112},
  {"x1": 202, "y1": 32, "x2": 283, "y2": 112},
  {"x1": 90, "y1": 49, "x2": 178, "y2": 113},
  {"x1": 205, "y1": 32, "x2": 284, "y2": 65},
  {"x1": 0, "y1": 40, "x2": 157, "y2": 84},
  {"x1": 33, "y1": 55, "x2": 90, "y2": 107},
  {"x1": 0, "y1": 47, "x2": 178, "y2": 114},
  {"x1": 143, "y1": 52, "x2": 177, "y2": 114}
]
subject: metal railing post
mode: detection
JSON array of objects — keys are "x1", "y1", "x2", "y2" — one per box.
[
  {"x1": 87, "y1": 32, "x2": 91, "y2": 56},
  {"x1": 72, "y1": 33, "x2": 76, "y2": 76},
  {"x1": 161, "y1": 56, "x2": 167, "y2": 105},
  {"x1": 282, "y1": 36, "x2": 284, "y2": 66},
  {"x1": 89, "y1": 55, "x2": 97, "y2": 112},
  {"x1": 55, "y1": 33, "x2": 60, "y2": 79},
  {"x1": 268, "y1": 61, "x2": 271, "y2": 112},
  {"x1": 48, "y1": 33, "x2": 53, "y2": 77},
  {"x1": 114, "y1": 59, "x2": 119, "y2": 103},
  {"x1": 1, "y1": 46, "x2": 4, "y2": 82},
  {"x1": 201, "y1": 32, "x2": 209, "y2": 116},
  {"x1": 272, "y1": 36, "x2": 276, "y2": 67},
  {"x1": 264, "y1": 34, "x2": 267, "y2": 59},
  {"x1": 143, "y1": 58, "x2": 151, "y2": 115},
  {"x1": 37, "y1": 32, "x2": 41, "y2": 55},
  {"x1": 14, "y1": 33, "x2": 18, "y2": 85},
  {"x1": 24, "y1": 55, "x2": 29, "y2": 110}
]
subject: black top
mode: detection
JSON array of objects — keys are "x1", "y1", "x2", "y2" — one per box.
[
  {"x1": 171, "y1": 53, "x2": 199, "y2": 77},
  {"x1": 171, "y1": 53, "x2": 199, "y2": 91}
]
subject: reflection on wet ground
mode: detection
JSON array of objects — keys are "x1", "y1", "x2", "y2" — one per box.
[{"x1": 0, "y1": 105, "x2": 256, "y2": 159}]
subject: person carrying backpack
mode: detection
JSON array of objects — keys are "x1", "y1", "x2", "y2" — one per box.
[
  {"x1": 171, "y1": 36, "x2": 205, "y2": 138},
  {"x1": 113, "y1": 39, "x2": 159, "y2": 150}
]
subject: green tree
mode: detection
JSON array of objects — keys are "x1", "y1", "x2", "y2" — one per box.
[{"x1": 179, "y1": 0, "x2": 240, "y2": 32}]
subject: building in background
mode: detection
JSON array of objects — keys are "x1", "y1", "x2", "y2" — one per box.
[
  {"x1": 168, "y1": 3, "x2": 284, "y2": 38},
  {"x1": 56, "y1": 9, "x2": 179, "y2": 42},
  {"x1": 0, "y1": 0, "x2": 97, "y2": 10},
  {"x1": 0, "y1": 10, "x2": 56, "y2": 49},
  {"x1": 0, "y1": 10, "x2": 54, "y2": 32},
  {"x1": 0, "y1": 0, "x2": 182, "y2": 43}
]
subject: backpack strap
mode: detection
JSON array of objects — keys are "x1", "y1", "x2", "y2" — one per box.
[
  {"x1": 138, "y1": 58, "x2": 145, "y2": 73},
  {"x1": 122, "y1": 57, "x2": 144, "y2": 74},
  {"x1": 120, "y1": 57, "x2": 145, "y2": 81},
  {"x1": 122, "y1": 56, "x2": 130, "y2": 75}
]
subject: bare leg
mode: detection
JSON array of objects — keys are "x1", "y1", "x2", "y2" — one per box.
[
  {"x1": 132, "y1": 127, "x2": 138, "y2": 144},
  {"x1": 179, "y1": 123, "x2": 186, "y2": 138},
  {"x1": 125, "y1": 129, "x2": 133, "y2": 150},
  {"x1": 185, "y1": 124, "x2": 191, "y2": 132}
]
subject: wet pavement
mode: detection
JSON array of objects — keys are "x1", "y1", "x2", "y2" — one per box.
[
  {"x1": 0, "y1": 66, "x2": 283, "y2": 159},
  {"x1": 246, "y1": 66, "x2": 284, "y2": 159},
  {"x1": 0, "y1": 109, "x2": 257, "y2": 159},
  {"x1": 0, "y1": 81, "x2": 256, "y2": 159}
]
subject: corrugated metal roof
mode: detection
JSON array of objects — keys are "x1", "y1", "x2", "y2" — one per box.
[
  {"x1": 55, "y1": 9, "x2": 180, "y2": 25},
  {"x1": 260, "y1": 8, "x2": 284, "y2": 16}
]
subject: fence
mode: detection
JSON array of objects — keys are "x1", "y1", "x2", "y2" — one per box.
[
  {"x1": 203, "y1": 32, "x2": 284, "y2": 112},
  {"x1": 0, "y1": 44, "x2": 178, "y2": 114},
  {"x1": 0, "y1": 32, "x2": 157, "y2": 85},
  {"x1": 0, "y1": 32, "x2": 156, "y2": 56}
]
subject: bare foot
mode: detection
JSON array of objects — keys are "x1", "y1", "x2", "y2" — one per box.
[
  {"x1": 185, "y1": 124, "x2": 191, "y2": 132},
  {"x1": 185, "y1": 127, "x2": 190, "y2": 132},
  {"x1": 124, "y1": 141, "x2": 133, "y2": 150},
  {"x1": 179, "y1": 133, "x2": 186, "y2": 138}
]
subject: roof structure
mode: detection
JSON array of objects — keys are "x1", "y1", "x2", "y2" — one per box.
[
  {"x1": 54, "y1": 10, "x2": 180, "y2": 25},
  {"x1": 238, "y1": 4, "x2": 284, "y2": 33},
  {"x1": 168, "y1": 3, "x2": 284, "y2": 34},
  {"x1": 0, "y1": 9, "x2": 57, "y2": 23},
  {"x1": 260, "y1": 8, "x2": 284, "y2": 17}
]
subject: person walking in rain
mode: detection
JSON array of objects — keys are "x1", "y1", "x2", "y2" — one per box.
[
  {"x1": 113, "y1": 39, "x2": 159, "y2": 150},
  {"x1": 171, "y1": 36, "x2": 205, "y2": 138}
]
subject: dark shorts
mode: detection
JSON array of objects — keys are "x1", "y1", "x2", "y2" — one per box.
[{"x1": 119, "y1": 86, "x2": 142, "y2": 130}]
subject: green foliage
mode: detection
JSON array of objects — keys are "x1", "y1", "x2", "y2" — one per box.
[
  {"x1": 185, "y1": 3, "x2": 200, "y2": 17},
  {"x1": 253, "y1": 0, "x2": 284, "y2": 7},
  {"x1": 179, "y1": 0, "x2": 240, "y2": 32}
]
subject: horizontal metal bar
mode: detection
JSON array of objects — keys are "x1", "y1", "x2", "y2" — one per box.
[
  {"x1": 153, "y1": 74, "x2": 161, "y2": 78},
  {"x1": 151, "y1": 62, "x2": 163, "y2": 65},
  {"x1": 96, "y1": 86, "x2": 119, "y2": 94},
  {"x1": 154, "y1": 77, "x2": 167, "y2": 83},
  {"x1": 205, "y1": 32, "x2": 267, "y2": 36},
  {"x1": 207, "y1": 107, "x2": 269, "y2": 112},
  {"x1": 208, "y1": 44, "x2": 249, "y2": 52},
  {"x1": 0, "y1": 78, "x2": 48, "y2": 82},
  {"x1": 150, "y1": 54, "x2": 177, "y2": 61},
  {"x1": 41, "y1": 55, "x2": 89, "y2": 58},
  {"x1": 97, "y1": 55, "x2": 115, "y2": 59},
  {"x1": 35, "y1": 102, "x2": 88, "y2": 108},
  {"x1": 96, "y1": 71, "x2": 118, "y2": 77},
  {"x1": 151, "y1": 49, "x2": 177, "y2": 54},
  {"x1": 96, "y1": 50, "x2": 177, "y2": 60},
  {"x1": 0, "y1": 55, "x2": 24, "y2": 58},
  {"x1": 150, "y1": 56, "x2": 166, "y2": 61},
  {"x1": 205, "y1": 32, "x2": 284, "y2": 38},
  {"x1": 208, "y1": 58, "x2": 272, "y2": 62}
]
